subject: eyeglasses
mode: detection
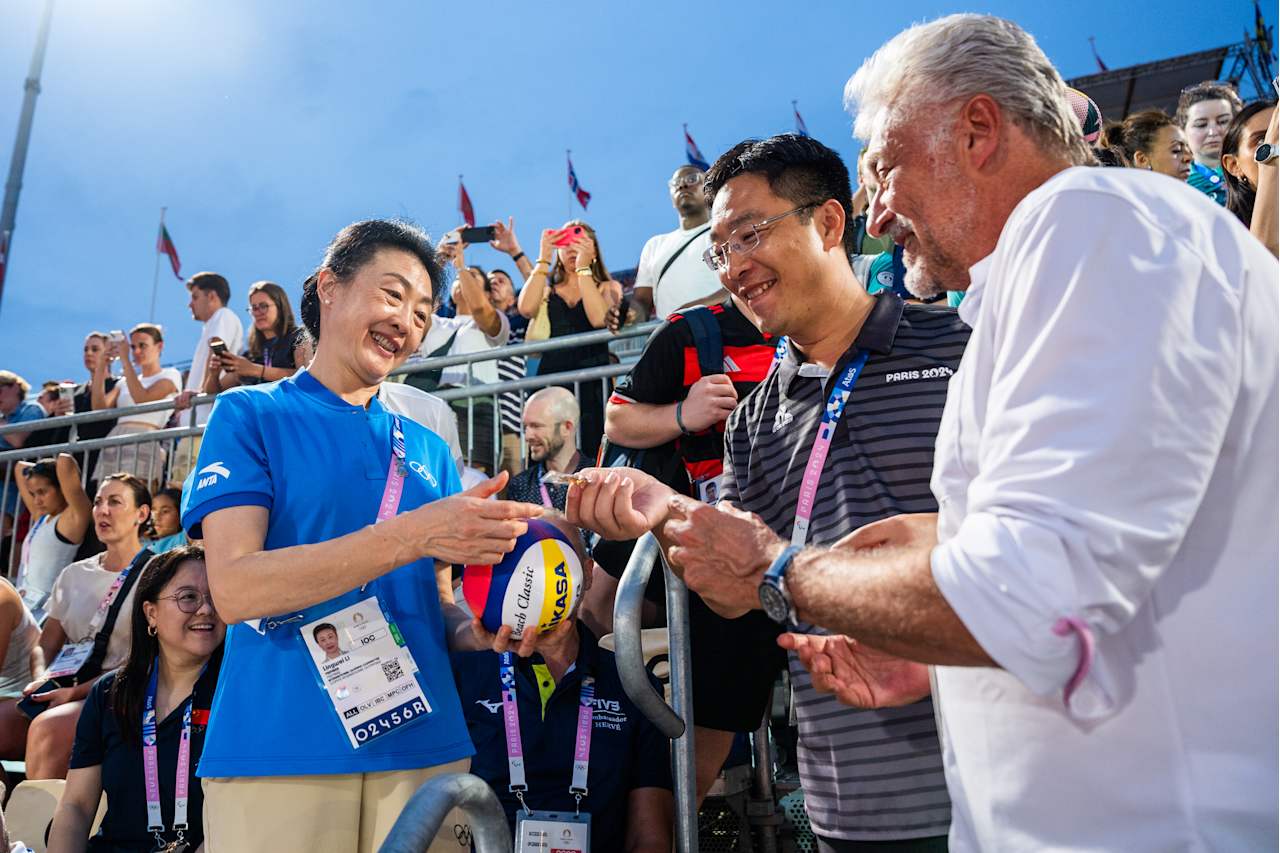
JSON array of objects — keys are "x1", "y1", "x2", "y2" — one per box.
[
  {"x1": 702, "y1": 204, "x2": 817, "y2": 273},
  {"x1": 669, "y1": 171, "x2": 706, "y2": 190},
  {"x1": 157, "y1": 588, "x2": 217, "y2": 614},
  {"x1": 247, "y1": 302, "x2": 273, "y2": 314}
]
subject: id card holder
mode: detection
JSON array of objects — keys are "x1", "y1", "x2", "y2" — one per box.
[
  {"x1": 695, "y1": 475, "x2": 723, "y2": 505},
  {"x1": 45, "y1": 640, "x2": 94, "y2": 680},
  {"x1": 515, "y1": 810, "x2": 591, "y2": 852},
  {"x1": 299, "y1": 596, "x2": 433, "y2": 750}
]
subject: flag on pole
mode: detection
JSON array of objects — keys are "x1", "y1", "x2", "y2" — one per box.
[
  {"x1": 458, "y1": 176, "x2": 476, "y2": 227},
  {"x1": 683, "y1": 124, "x2": 710, "y2": 170},
  {"x1": 1088, "y1": 37, "x2": 1108, "y2": 72},
  {"x1": 793, "y1": 101, "x2": 810, "y2": 137},
  {"x1": 0, "y1": 230, "x2": 9, "y2": 292},
  {"x1": 1256, "y1": 0, "x2": 1273, "y2": 67},
  {"x1": 567, "y1": 152, "x2": 591, "y2": 210},
  {"x1": 156, "y1": 222, "x2": 182, "y2": 280}
]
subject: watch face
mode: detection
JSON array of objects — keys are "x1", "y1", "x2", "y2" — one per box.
[
  {"x1": 759, "y1": 583, "x2": 789, "y2": 623},
  {"x1": 1257, "y1": 143, "x2": 1275, "y2": 164}
]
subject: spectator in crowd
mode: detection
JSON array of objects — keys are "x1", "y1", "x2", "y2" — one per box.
[
  {"x1": 451, "y1": 518, "x2": 672, "y2": 852},
  {"x1": 570, "y1": 134, "x2": 961, "y2": 850},
  {"x1": 205, "y1": 280, "x2": 312, "y2": 391},
  {"x1": 487, "y1": 269, "x2": 529, "y2": 478},
  {"x1": 48, "y1": 545, "x2": 224, "y2": 853},
  {"x1": 90, "y1": 325, "x2": 182, "y2": 486},
  {"x1": 416, "y1": 239, "x2": 510, "y2": 475},
  {"x1": 604, "y1": 288, "x2": 776, "y2": 804},
  {"x1": 503, "y1": 387, "x2": 587, "y2": 513},
  {"x1": 1177, "y1": 81, "x2": 1243, "y2": 205},
  {"x1": 13, "y1": 455, "x2": 91, "y2": 620},
  {"x1": 144, "y1": 487, "x2": 186, "y2": 553},
  {"x1": 170, "y1": 272, "x2": 244, "y2": 485},
  {"x1": 1221, "y1": 99, "x2": 1279, "y2": 256},
  {"x1": 0, "y1": 576, "x2": 39, "y2": 777},
  {"x1": 18, "y1": 474, "x2": 155, "y2": 780},
  {"x1": 0, "y1": 370, "x2": 46, "y2": 531},
  {"x1": 517, "y1": 222, "x2": 622, "y2": 461},
  {"x1": 34, "y1": 381, "x2": 74, "y2": 422},
  {"x1": 34, "y1": 334, "x2": 121, "y2": 496},
  {"x1": 1105, "y1": 109, "x2": 1193, "y2": 181},
  {"x1": 486, "y1": 215, "x2": 537, "y2": 284},
  {"x1": 586, "y1": 15, "x2": 1276, "y2": 850},
  {"x1": 182, "y1": 219, "x2": 539, "y2": 853},
  {"x1": 633, "y1": 166, "x2": 726, "y2": 321}
]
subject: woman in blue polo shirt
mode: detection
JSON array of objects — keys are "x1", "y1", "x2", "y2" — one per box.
[{"x1": 181, "y1": 219, "x2": 540, "y2": 853}]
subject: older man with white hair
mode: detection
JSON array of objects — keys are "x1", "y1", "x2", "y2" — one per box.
[{"x1": 566, "y1": 13, "x2": 1278, "y2": 850}]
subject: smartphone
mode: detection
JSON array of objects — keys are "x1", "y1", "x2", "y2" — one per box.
[
  {"x1": 458, "y1": 225, "x2": 497, "y2": 245},
  {"x1": 209, "y1": 337, "x2": 228, "y2": 357},
  {"x1": 612, "y1": 296, "x2": 631, "y2": 331},
  {"x1": 552, "y1": 226, "x2": 585, "y2": 248},
  {"x1": 58, "y1": 382, "x2": 75, "y2": 404}
]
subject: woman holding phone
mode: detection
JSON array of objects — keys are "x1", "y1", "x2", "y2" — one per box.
[
  {"x1": 205, "y1": 281, "x2": 313, "y2": 392},
  {"x1": 516, "y1": 221, "x2": 621, "y2": 459},
  {"x1": 91, "y1": 325, "x2": 181, "y2": 486},
  {"x1": 182, "y1": 219, "x2": 540, "y2": 853},
  {"x1": 47, "y1": 545, "x2": 225, "y2": 853}
]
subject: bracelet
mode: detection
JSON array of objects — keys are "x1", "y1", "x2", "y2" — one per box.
[
  {"x1": 675, "y1": 400, "x2": 692, "y2": 435},
  {"x1": 575, "y1": 266, "x2": 594, "y2": 276},
  {"x1": 261, "y1": 364, "x2": 266, "y2": 379},
  {"x1": 511, "y1": 251, "x2": 526, "y2": 264}
]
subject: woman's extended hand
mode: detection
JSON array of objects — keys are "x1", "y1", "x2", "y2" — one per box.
[{"x1": 415, "y1": 473, "x2": 543, "y2": 565}]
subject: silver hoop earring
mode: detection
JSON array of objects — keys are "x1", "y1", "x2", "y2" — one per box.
[{"x1": 147, "y1": 624, "x2": 157, "y2": 637}]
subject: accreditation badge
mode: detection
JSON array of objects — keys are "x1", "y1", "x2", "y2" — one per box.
[
  {"x1": 299, "y1": 597, "x2": 432, "y2": 750},
  {"x1": 515, "y1": 810, "x2": 591, "y2": 852},
  {"x1": 45, "y1": 640, "x2": 95, "y2": 679},
  {"x1": 695, "y1": 475, "x2": 723, "y2": 505}
]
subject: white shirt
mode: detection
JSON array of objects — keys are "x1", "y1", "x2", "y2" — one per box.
[
  {"x1": 186, "y1": 306, "x2": 245, "y2": 425},
  {"x1": 635, "y1": 224, "x2": 724, "y2": 318},
  {"x1": 116, "y1": 367, "x2": 183, "y2": 428},
  {"x1": 16, "y1": 512, "x2": 78, "y2": 618},
  {"x1": 377, "y1": 381, "x2": 465, "y2": 474},
  {"x1": 417, "y1": 311, "x2": 510, "y2": 386},
  {"x1": 47, "y1": 553, "x2": 142, "y2": 672},
  {"x1": 929, "y1": 167, "x2": 1278, "y2": 850}
]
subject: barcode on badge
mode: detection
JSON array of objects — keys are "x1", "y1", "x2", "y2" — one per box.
[{"x1": 381, "y1": 658, "x2": 405, "y2": 683}]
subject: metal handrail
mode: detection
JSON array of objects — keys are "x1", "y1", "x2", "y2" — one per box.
[
  {"x1": 378, "y1": 772, "x2": 512, "y2": 853},
  {"x1": 0, "y1": 424, "x2": 203, "y2": 465},
  {"x1": 0, "y1": 321, "x2": 659, "y2": 437},
  {"x1": 431, "y1": 364, "x2": 629, "y2": 402},
  {"x1": 613, "y1": 532, "x2": 698, "y2": 852}
]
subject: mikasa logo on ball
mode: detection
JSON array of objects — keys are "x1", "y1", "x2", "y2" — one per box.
[{"x1": 503, "y1": 539, "x2": 582, "y2": 637}]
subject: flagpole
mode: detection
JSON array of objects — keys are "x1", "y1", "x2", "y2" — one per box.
[{"x1": 148, "y1": 206, "x2": 164, "y2": 322}]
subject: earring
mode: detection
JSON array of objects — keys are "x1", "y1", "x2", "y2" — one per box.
[
  {"x1": 147, "y1": 624, "x2": 157, "y2": 637},
  {"x1": 324, "y1": 299, "x2": 332, "y2": 304}
]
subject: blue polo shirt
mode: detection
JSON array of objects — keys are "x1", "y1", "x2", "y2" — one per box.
[
  {"x1": 181, "y1": 370, "x2": 473, "y2": 777},
  {"x1": 452, "y1": 624, "x2": 672, "y2": 851}
]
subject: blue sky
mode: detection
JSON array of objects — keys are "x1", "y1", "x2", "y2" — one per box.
[{"x1": 0, "y1": 0, "x2": 1273, "y2": 384}]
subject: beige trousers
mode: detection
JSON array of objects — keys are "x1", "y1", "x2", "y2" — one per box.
[{"x1": 202, "y1": 758, "x2": 474, "y2": 853}]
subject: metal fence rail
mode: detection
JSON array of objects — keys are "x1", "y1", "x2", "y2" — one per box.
[{"x1": 379, "y1": 772, "x2": 512, "y2": 853}]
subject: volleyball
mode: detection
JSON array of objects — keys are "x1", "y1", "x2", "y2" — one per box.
[{"x1": 462, "y1": 519, "x2": 584, "y2": 639}]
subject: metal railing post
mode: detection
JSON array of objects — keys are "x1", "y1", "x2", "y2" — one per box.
[
  {"x1": 613, "y1": 533, "x2": 698, "y2": 852},
  {"x1": 378, "y1": 772, "x2": 512, "y2": 853}
]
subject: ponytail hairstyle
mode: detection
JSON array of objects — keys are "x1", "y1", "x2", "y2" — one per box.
[
  {"x1": 110, "y1": 545, "x2": 215, "y2": 743},
  {"x1": 99, "y1": 472, "x2": 155, "y2": 539}
]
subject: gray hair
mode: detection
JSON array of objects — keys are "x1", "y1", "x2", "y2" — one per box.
[
  {"x1": 845, "y1": 14, "x2": 1093, "y2": 166},
  {"x1": 525, "y1": 386, "x2": 579, "y2": 426}
]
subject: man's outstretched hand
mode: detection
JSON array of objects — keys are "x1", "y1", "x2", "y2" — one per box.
[{"x1": 779, "y1": 632, "x2": 931, "y2": 709}]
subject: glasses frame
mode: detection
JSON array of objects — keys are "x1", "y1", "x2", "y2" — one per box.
[
  {"x1": 702, "y1": 203, "x2": 818, "y2": 273},
  {"x1": 247, "y1": 302, "x2": 273, "y2": 314},
  {"x1": 157, "y1": 588, "x2": 216, "y2": 614},
  {"x1": 668, "y1": 171, "x2": 706, "y2": 190}
]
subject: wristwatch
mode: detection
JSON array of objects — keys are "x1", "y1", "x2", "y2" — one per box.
[
  {"x1": 759, "y1": 545, "x2": 802, "y2": 625},
  {"x1": 1255, "y1": 142, "x2": 1277, "y2": 165}
]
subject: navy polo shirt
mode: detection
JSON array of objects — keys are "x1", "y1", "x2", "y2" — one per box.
[
  {"x1": 451, "y1": 623, "x2": 672, "y2": 850},
  {"x1": 181, "y1": 370, "x2": 472, "y2": 777}
]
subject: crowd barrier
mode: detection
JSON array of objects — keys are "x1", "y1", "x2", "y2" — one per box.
[{"x1": 379, "y1": 772, "x2": 512, "y2": 853}]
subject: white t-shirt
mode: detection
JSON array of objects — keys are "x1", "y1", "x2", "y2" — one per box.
[
  {"x1": 46, "y1": 553, "x2": 143, "y2": 672},
  {"x1": 418, "y1": 311, "x2": 510, "y2": 386},
  {"x1": 929, "y1": 167, "x2": 1278, "y2": 849},
  {"x1": 186, "y1": 305, "x2": 245, "y2": 425},
  {"x1": 116, "y1": 367, "x2": 183, "y2": 428},
  {"x1": 635, "y1": 224, "x2": 724, "y2": 318},
  {"x1": 377, "y1": 381, "x2": 465, "y2": 473},
  {"x1": 16, "y1": 512, "x2": 79, "y2": 618},
  {"x1": 0, "y1": 581, "x2": 38, "y2": 699}
]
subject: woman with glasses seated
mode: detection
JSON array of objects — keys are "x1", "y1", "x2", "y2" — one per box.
[
  {"x1": 206, "y1": 281, "x2": 313, "y2": 392},
  {"x1": 47, "y1": 545, "x2": 225, "y2": 853},
  {"x1": 517, "y1": 221, "x2": 622, "y2": 460}
]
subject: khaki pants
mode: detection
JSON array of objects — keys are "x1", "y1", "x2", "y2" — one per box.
[{"x1": 202, "y1": 758, "x2": 474, "y2": 853}]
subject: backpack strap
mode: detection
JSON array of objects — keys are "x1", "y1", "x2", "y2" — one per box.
[
  {"x1": 655, "y1": 226, "x2": 711, "y2": 287},
  {"x1": 678, "y1": 306, "x2": 724, "y2": 379}
]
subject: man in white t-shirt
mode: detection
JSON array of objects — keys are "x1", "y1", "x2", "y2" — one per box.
[
  {"x1": 410, "y1": 246, "x2": 509, "y2": 475},
  {"x1": 170, "y1": 272, "x2": 244, "y2": 484},
  {"x1": 633, "y1": 165, "x2": 726, "y2": 320}
]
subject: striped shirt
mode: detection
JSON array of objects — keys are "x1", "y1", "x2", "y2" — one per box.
[
  {"x1": 721, "y1": 291, "x2": 970, "y2": 840},
  {"x1": 497, "y1": 310, "x2": 527, "y2": 434}
]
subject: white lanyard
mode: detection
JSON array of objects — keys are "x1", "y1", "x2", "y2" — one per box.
[
  {"x1": 19, "y1": 514, "x2": 48, "y2": 575},
  {"x1": 499, "y1": 652, "x2": 596, "y2": 813}
]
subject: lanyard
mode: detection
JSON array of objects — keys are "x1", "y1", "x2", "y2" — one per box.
[
  {"x1": 377, "y1": 414, "x2": 408, "y2": 523},
  {"x1": 19, "y1": 514, "x2": 48, "y2": 574},
  {"x1": 770, "y1": 337, "x2": 871, "y2": 547},
  {"x1": 499, "y1": 652, "x2": 595, "y2": 813},
  {"x1": 142, "y1": 660, "x2": 202, "y2": 849},
  {"x1": 538, "y1": 464, "x2": 554, "y2": 509},
  {"x1": 93, "y1": 549, "x2": 145, "y2": 622}
]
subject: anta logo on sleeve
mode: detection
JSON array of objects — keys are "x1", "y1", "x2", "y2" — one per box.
[{"x1": 195, "y1": 462, "x2": 231, "y2": 490}]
